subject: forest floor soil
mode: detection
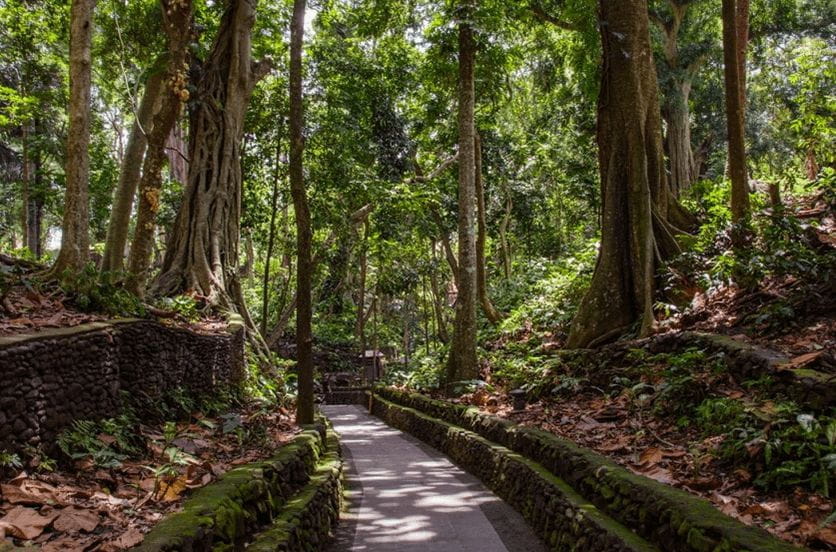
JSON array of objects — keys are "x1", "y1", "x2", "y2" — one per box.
[{"x1": 322, "y1": 404, "x2": 547, "y2": 552}]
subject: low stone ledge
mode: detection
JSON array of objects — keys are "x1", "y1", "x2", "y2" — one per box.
[
  {"x1": 0, "y1": 318, "x2": 245, "y2": 453},
  {"x1": 133, "y1": 422, "x2": 331, "y2": 551},
  {"x1": 649, "y1": 331, "x2": 834, "y2": 409},
  {"x1": 563, "y1": 331, "x2": 834, "y2": 410},
  {"x1": 372, "y1": 395, "x2": 658, "y2": 552},
  {"x1": 247, "y1": 429, "x2": 343, "y2": 552},
  {"x1": 375, "y1": 388, "x2": 801, "y2": 552}
]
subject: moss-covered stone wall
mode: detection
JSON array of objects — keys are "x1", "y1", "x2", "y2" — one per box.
[
  {"x1": 374, "y1": 388, "x2": 801, "y2": 552},
  {"x1": 134, "y1": 420, "x2": 342, "y2": 552},
  {"x1": 0, "y1": 318, "x2": 245, "y2": 454},
  {"x1": 247, "y1": 429, "x2": 343, "y2": 552}
]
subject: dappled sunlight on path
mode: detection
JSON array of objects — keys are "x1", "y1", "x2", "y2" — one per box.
[{"x1": 322, "y1": 405, "x2": 546, "y2": 552}]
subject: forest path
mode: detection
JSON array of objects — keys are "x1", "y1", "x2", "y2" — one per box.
[{"x1": 321, "y1": 405, "x2": 547, "y2": 552}]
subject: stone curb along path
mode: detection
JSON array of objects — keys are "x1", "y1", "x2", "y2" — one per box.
[{"x1": 370, "y1": 388, "x2": 802, "y2": 552}]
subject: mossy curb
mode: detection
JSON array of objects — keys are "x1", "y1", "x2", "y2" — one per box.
[
  {"x1": 374, "y1": 388, "x2": 801, "y2": 552},
  {"x1": 133, "y1": 421, "x2": 332, "y2": 552},
  {"x1": 372, "y1": 394, "x2": 658, "y2": 552},
  {"x1": 247, "y1": 427, "x2": 343, "y2": 552}
]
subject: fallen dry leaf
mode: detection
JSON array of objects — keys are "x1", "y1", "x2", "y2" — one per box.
[
  {"x1": 101, "y1": 527, "x2": 144, "y2": 550},
  {"x1": 782, "y1": 351, "x2": 824, "y2": 368},
  {"x1": 156, "y1": 476, "x2": 188, "y2": 502},
  {"x1": 53, "y1": 506, "x2": 100, "y2": 533},
  {"x1": 0, "y1": 505, "x2": 59, "y2": 540},
  {"x1": 1, "y1": 479, "x2": 62, "y2": 506},
  {"x1": 639, "y1": 447, "x2": 663, "y2": 465},
  {"x1": 639, "y1": 465, "x2": 675, "y2": 485}
]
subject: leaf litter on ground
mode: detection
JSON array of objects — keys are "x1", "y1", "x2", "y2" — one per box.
[{"x1": 0, "y1": 402, "x2": 298, "y2": 549}]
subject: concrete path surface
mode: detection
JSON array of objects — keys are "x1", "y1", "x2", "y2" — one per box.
[{"x1": 322, "y1": 405, "x2": 547, "y2": 552}]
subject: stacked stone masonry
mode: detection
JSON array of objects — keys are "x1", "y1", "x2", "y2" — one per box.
[
  {"x1": 373, "y1": 388, "x2": 801, "y2": 552},
  {"x1": 0, "y1": 318, "x2": 245, "y2": 454}
]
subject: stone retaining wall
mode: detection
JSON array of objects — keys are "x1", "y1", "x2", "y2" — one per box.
[
  {"x1": 0, "y1": 318, "x2": 245, "y2": 454},
  {"x1": 374, "y1": 388, "x2": 800, "y2": 552}
]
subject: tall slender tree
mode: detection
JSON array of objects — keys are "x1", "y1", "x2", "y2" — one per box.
[
  {"x1": 445, "y1": 0, "x2": 479, "y2": 384},
  {"x1": 475, "y1": 133, "x2": 502, "y2": 325},
  {"x1": 289, "y1": 0, "x2": 315, "y2": 425},
  {"x1": 100, "y1": 72, "x2": 163, "y2": 274},
  {"x1": 722, "y1": 0, "x2": 750, "y2": 230},
  {"x1": 51, "y1": 0, "x2": 96, "y2": 275}
]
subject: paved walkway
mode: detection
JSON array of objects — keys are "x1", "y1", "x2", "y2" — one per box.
[{"x1": 322, "y1": 405, "x2": 546, "y2": 552}]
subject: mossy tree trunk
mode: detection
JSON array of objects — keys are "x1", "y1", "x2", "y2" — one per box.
[
  {"x1": 567, "y1": 0, "x2": 674, "y2": 348},
  {"x1": 51, "y1": 0, "x2": 95, "y2": 275},
  {"x1": 445, "y1": 0, "x2": 479, "y2": 384}
]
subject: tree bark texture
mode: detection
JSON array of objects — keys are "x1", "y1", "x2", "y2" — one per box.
[
  {"x1": 567, "y1": 0, "x2": 670, "y2": 348},
  {"x1": 125, "y1": 0, "x2": 193, "y2": 297},
  {"x1": 51, "y1": 0, "x2": 96, "y2": 274},
  {"x1": 474, "y1": 133, "x2": 503, "y2": 325},
  {"x1": 289, "y1": 0, "x2": 314, "y2": 425},
  {"x1": 101, "y1": 72, "x2": 164, "y2": 274},
  {"x1": 154, "y1": 0, "x2": 270, "y2": 305},
  {"x1": 722, "y1": 0, "x2": 750, "y2": 226},
  {"x1": 446, "y1": 0, "x2": 479, "y2": 384}
]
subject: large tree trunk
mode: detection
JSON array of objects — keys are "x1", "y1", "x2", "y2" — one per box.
[
  {"x1": 101, "y1": 72, "x2": 164, "y2": 274},
  {"x1": 474, "y1": 133, "x2": 503, "y2": 325},
  {"x1": 654, "y1": 1, "x2": 699, "y2": 195},
  {"x1": 567, "y1": 0, "x2": 671, "y2": 348},
  {"x1": 51, "y1": 0, "x2": 95, "y2": 275},
  {"x1": 445, "y1": 0, "x2": 479, "y2": 384},
  {"x1": 153, "y1": 0, "x2": 270, "y2": 306},
  {"x1": 289, "y1": 0, "x2": 314, "y2": 425},
  {"x1": 125, "y1": 0, "x2": 193, "y2": 297},
  {"x1": 722, "y1": 0, "x2": 750, "y2": 228}
]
